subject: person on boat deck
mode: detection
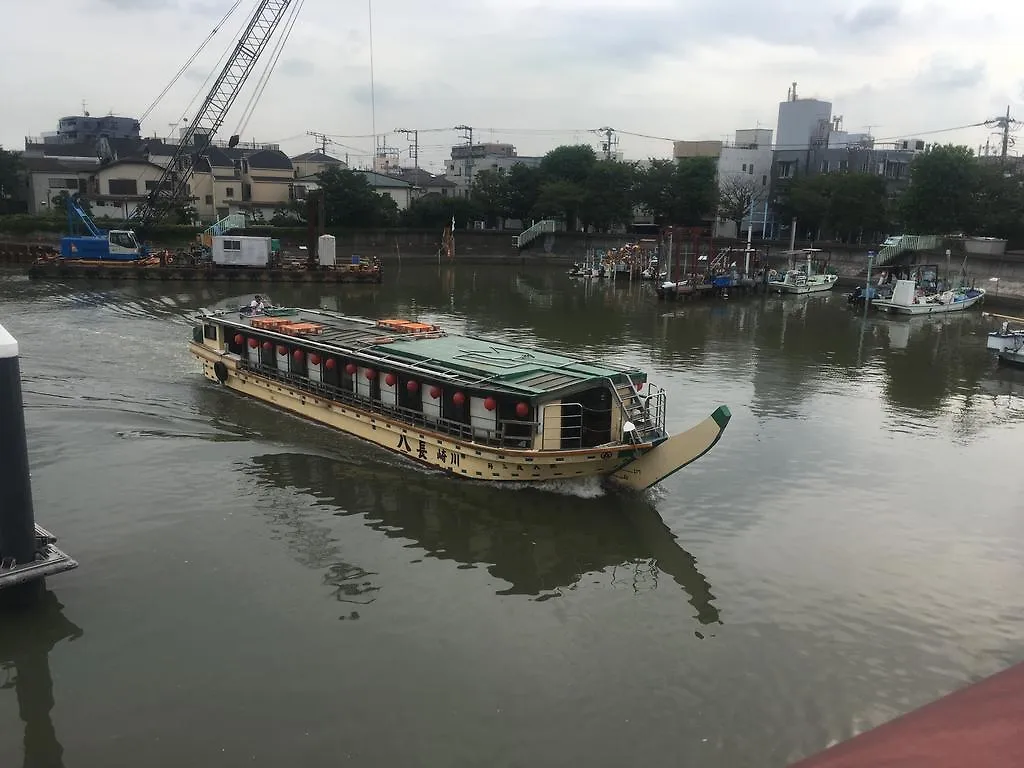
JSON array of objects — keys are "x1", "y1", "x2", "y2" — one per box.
[{"x1": 249, "y1": 295, "x2": 266, "y2": 312}]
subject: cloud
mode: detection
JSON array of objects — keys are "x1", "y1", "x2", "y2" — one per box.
[
  {"x1": 277, "y1": 57, "x2": 315, "y2": 77},
  {"x1": 838, "y1": 3, "x2": 901, "y2": 33},
  {"x1": 915, "y1": 57, "x2": 987, "y2": 91},
  {"x1": 4, "y1": 0, "x2": 1024, "y2": 171},
  {"x1": 92, "y1": 0, "x2": 178, "y2": 8}
]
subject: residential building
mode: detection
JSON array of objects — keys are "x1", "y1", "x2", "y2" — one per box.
[
  {"x1": 291, "y1": 150, "x2": 346, "y2": 179},
  {"x1": 768, "y1": 83, "x2": 920, "y2": 238},
  {"x1": 671, "y1": 130, "x2": 774, "y2": 238},
  {"x1": 19, "y1": 156, "x2": 96, "y2": 215},
  {"x1": 672, "y1": 140, "x2": 723, "y2": 159},
  {"x1": 357, "y1": 171, "x2": 415, "y2": 210},
  {"x1": 35, "y1": 113, "x2": 141, "y2": 146},
  {"x1": 444, "y1": 143, "x2": 542, "y2": 197},
  {"x1": 391, "y1": 168, "x2": 458, "y2": 198},
  {"x1": 86, "y1": 159, "x2": 165, "y2": 219}
]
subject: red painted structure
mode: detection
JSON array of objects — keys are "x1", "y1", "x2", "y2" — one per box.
[{"x1": 790, "y1": 661, "x2": 1024, "y2": 767}]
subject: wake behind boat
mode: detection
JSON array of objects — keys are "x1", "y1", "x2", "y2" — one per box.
[{"x1": 188, "y1": 302, "x2": 731, "y2": 490}]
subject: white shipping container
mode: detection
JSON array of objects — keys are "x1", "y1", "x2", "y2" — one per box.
[
  {"x1": 212, "y1": 236, "x2": 272, "y2": 267},
  {"x1": 318, "y1": 234, "x2": 337, "y2": 267}
]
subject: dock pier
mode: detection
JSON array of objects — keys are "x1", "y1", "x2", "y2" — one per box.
[{"x1": 0, "y1": 323, "x2": 77, "y2": 605}]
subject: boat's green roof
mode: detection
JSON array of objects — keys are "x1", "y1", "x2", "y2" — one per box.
[
  {"x1": 209, "y1": 307, "x2": 643, "y2": 396},
  {"x1": 367, "y1": 333, "x2": 631, "y2": 395}
]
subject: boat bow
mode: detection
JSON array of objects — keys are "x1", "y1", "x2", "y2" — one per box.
[{"x1": 608, "y1": 406, "x2": 731, "y2": 491}]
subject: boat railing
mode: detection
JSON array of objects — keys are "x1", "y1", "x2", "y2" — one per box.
[
  {"x1": 239, "y1": 358, "x2": 543, "y2": 448},
  {"x1": 644, "y1": 385, "x2": 668, "y2": 435},
  {"x1": 540, "y1": 402, "x2": 583, "y2": 450}
]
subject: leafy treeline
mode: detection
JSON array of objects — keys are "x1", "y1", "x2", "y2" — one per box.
[
  {"x1": 779, "y1": 144, "x2": 1024, "y2": 243},
  {"x1": 296, "y1": 144, "x2": 720, "y2": 231},
  {"x1": 4, "y1": 142, "x2": 1023, "y2": 244}
]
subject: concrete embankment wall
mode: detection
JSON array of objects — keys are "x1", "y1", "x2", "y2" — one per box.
[{"x1": 4, "y1": 229, "x2": 1024, "y2": 307}]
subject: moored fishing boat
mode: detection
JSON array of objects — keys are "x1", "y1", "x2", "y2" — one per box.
[
  {"x1": 871, "y1": 279, "x2": 985, "y2": 315},
  {"x1": 983, "y1": 312, "x2": 1024, "y2": 352},
  {"x1": 187, "y1": 304, "x2": 731, "y2": 490},
  {"x1": 768, "y1": 248, "x2": 839, "y2": 295}
]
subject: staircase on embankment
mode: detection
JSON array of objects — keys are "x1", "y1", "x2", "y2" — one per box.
[
  {"x1": 200, "y1": 213, "x2": 248, "y2": 247},
  {"x1": 512, "y1": 220, "x2": 557, "y2": 249},
  {"x1": 873, "y1": 235, "x2": 943, "y2": 267}
]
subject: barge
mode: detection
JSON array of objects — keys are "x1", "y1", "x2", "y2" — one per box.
[
  {"x1": 187, "y1": 305, "x2": 731, "y2": 489},
  {"x1": 27, "y1": 257, "x2": 383, "y2": 283}
]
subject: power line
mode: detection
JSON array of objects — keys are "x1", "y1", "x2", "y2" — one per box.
[
  {"x1": 395, "y1": 128, "x2": 419, "y2": 169},
  {"x1": 140, "y1": 0, "x2": 245, "y2": 123}
]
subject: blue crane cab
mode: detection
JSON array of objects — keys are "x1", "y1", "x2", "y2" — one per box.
[{"x1": 59, "y1": 195, "x2": 146, "y2": 262}]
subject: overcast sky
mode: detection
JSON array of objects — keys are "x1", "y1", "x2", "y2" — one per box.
[{"x1": 2, "y1": 0, "x2": 1020, "y2": 172}]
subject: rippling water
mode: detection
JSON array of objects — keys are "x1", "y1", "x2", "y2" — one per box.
[{"x1": 1, "y1": 266, "x2": 1023, "y2": 767}]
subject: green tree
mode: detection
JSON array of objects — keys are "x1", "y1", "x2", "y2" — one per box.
[
  {"x1": 539, "y1": 144, "x2": 597, "y2": 185},
  {"x1": 0, "y1": 147, "x2": 20, "y2": 214},
  {"x1": 777, "y1": 174, "x2": 832, "y2": 237},
  {"x1": 532, "y1": 179, "x2": 585, "y2": 226},
  {"x1": 470, "y1": 169, "x2": 510, "y2": 227},
  {"x1": 50, "y1": 190, "x2": 93, "y2": 218},
  {"x1": 718, "y1": 175, "x2": 764, "y2": 234},
  {"x1": 827, "y1": 173, "x2": 889, "y2": 240},
  {"x1": 400, "y1": 194, "x2": 479, "y2": 229},
  {"x1": 635, "y1": 156, "x2": 718, "y2": 226},
  {"x1": 506, "y1": 163, "x2": 541, "y2": 223},
  {"x1": 581, "y1": 160, "x2": 636, "y2": 231},
  {"x1": 972, "y1": 164, "x2": 1024, "y2": 241},
  {"x1": 899, "y1": 144, "x2": 977, "y2": 233},
  {"x1": 317, "y1": 167, "x2": 398, "y2": 227}
]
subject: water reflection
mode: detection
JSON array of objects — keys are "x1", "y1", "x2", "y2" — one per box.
[
  {"x1": 0, "y1": 589, "x2": 83, "y2": 768},
  {"x1": 18, "y1": 264, "x2": 1011, "y2": 437},
  {"x1": 246, "y1": 451, "x2": 721, "y2": 626}
]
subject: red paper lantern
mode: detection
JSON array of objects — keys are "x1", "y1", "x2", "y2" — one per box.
[
  {"x1": 309, "y1": 353, "x2": 321, "y2": 366},
  {"x1": 406, "y1": 380, "x2": 419, "y2": 393},
  {"x1": 452, "y1": 391, "x2": 465, "y2": 406},
  {"x1": 483, "y1": 396, "x2": 497, "y2": 411},
  {"x1": 429, "y1": 386, "x2": 441, "y2": 399},
  {"x1": 325, "y1": 358, "x2": 336, "y2": 370},
  {"x1": 384, "y1": 373, "x2": 396, "y2": 387},
  {"x1": 277, "y1": 345, "x2": 287, "y2": 355},
  {"x1": 515, "y1": 401, "x2": 529, "y2": 418},
  {"x1": 234, "y1": 334, "x2": 244, "y2": 345},
  {"x1": 262, "y1": 341, "x2": 273, "y2": 351},
  {"x1": 636, "y1": 382, "x2": 644, "y2": 391},
  {"x1": 345, "y1": 363, "x2": 357, "y2": 375},
  {"x1": 248, "y1": 338, "x2": 258, "y2": 348},
  {"x1": 292, "y1": 349, "x2": 304, "y2": 362},
  {"x1": 365, "y1": 368, "x2": 376, "y2": 380}
]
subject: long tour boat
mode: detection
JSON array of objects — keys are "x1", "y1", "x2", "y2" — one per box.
[{"x1": 187, "y1": 303, "x2": 731, "y2": 490}]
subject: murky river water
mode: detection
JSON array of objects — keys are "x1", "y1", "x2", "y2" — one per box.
[{"x1": 1, "y1": 265, "x2": 1023, "y2": 767}]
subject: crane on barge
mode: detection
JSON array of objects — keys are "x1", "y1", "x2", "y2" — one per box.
[{"x1": 60, "y1": 0, "x2": 300, "y2": 262}]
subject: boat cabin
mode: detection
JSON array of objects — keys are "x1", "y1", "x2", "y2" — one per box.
[{"x1": 193, "y1": 307, "x2": 664, "y2": 451}]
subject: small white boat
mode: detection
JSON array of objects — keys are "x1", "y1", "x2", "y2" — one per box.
[
  {"x1": 983, "y1": 313, "x2": 1024, "y2": 352},
  {"x1": 768, "y1": 248, "x2": 839, "y2": 295},
  {"x1": 872, "y1": 279, "x2": 985, "y2": 315}
]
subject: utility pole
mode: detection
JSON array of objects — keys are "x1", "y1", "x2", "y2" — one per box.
[
  {"x1": 1001, "y1": 105, "x2": 1011, "y2": 163},
  {"x1": 395, "y1": 128, "x2": 418, "y2": 169},
  {"x1": 306, "y1": 130, "x2": 329, "y2": 154},
  {"x1": 597, "y1": 126, "x2": 617, "y2": 160},
  {"x1": 985, "y1": 106, "x2": 1019, "y2": 165},
  {"x1": 454, "y1": 124, "x2": 473, "y2": 196}
]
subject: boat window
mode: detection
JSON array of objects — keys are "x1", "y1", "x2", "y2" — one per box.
[
  {"x1": 109, "y1": 231, "x2": 137, "y2": 249},
  {"x1": 203, "y1": 323, "x2": 218, "y2": 341}
]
